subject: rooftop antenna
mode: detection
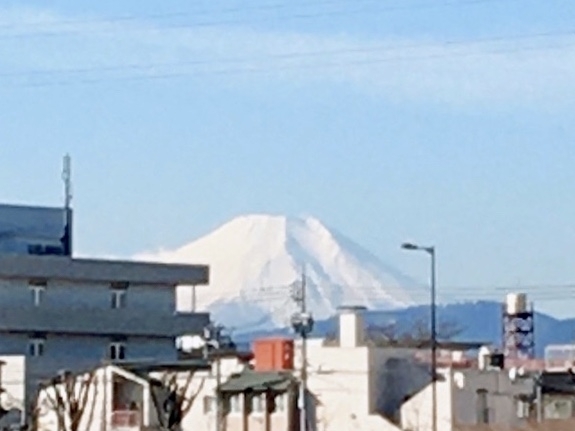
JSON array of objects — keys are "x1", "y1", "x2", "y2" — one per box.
[
  {"x1": 60, "y1": 154, "x2": 73, "y2": 256},
  {"x1": 62, "y1": 154, "x2": 72, "y2": 209}
]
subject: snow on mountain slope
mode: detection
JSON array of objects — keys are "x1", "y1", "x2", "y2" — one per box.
[{"x1": 134, "y1": 214, "x2": 417, "y2": 331}]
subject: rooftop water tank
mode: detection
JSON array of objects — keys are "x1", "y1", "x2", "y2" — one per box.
[{"x1": 506, "y1": 293, "x2": 528, "y2": 315}]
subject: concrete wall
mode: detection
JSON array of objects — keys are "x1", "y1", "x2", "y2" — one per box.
[
  {"x1": 0, "y1": 278, "x2": 209, "y2": 338},
  {"x1": 400, "y1": 369, "x2": 454, "y2": 431},
  {"x1": 368, "y1": 348, "x2": 431, "y2": 423},
  {"x1": 0, "y1": 278, "x2": 175, "y2": 314},
  {"x1": 0, "y1": 275, "x2": 209, "y2": 406}
]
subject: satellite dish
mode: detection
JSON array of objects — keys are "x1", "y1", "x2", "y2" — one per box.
[{"x1": 454, "y1": 372, "x2": 465, "y2": 389}]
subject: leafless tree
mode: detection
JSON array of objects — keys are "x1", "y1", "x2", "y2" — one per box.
[
  {"x1": 150, "y1": 370, "x2": 205, "y2": 431},
  {"x1": 364, "y1": 318, "x2": 462, "y2": 347},
  {"x1": 40, "y1": 370, "x2": 97, "y2": 431}
]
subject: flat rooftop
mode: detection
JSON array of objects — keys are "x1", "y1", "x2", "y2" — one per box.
[
  {"x1": 0, "y1": 202, "x2": 68, "y2": 212},
  {"x1": 0, "y1": 254, "x2": 209, "y2": 285}
]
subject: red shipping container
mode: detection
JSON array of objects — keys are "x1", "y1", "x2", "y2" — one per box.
[{"x1": 253, "y1": 338, "x2": 294, "y2": 371}]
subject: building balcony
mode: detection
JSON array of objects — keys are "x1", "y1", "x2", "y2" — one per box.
[
  {"x1": 111, "y1": 410, "x2": 141, "y2": 431},
  {"x1": 0, "y1": 307, "x2": 210, "y2": 337}
]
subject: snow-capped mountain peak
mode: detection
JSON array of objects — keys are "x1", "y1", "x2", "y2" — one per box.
[{"x1": 135, "y1": 214, "x2": 416, "y2": 331}]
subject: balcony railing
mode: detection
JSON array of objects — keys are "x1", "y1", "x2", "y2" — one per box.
[
  {"x1": 111, "y1": 410, "x2": 140, "y2": 430},
  {"x1": 0, "y1": 307, "x2": 210, "y2": 337}
]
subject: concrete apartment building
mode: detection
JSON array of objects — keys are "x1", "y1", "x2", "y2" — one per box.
[
  {"x1": 0, "y1": 199, "x2": 211, "y2": 427},
  {"x1": 0, "y1": 254, "x2": 210, "y2": 408},
  {"x1": 400, "y1": 366, "x2": 534, "y2": 431}
]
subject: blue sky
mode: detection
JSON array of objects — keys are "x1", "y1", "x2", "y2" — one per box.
[{"x1": 2, "y1": 0, "x2": 575, "y2": 316}]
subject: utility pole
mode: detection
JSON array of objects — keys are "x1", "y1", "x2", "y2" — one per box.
[
  {"x1": 430, "y1": 248, "x2": 437, "y2": 431},
  {"x1": 203, "y1": 323, "x2": 224, "y2": 431},
  {"x1": 401, "y1": 242, "x2": 437, "y2": 431},
  {"x1": 291, "y1": 266, "x2": 313, "y2": 431}
]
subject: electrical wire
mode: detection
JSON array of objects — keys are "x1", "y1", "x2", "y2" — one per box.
[
  {"x1": 0, "y1": 0, "x2": 523, "y2": 39},
  {"x1": 2, "y1": 35, "x2": 573, "y2": 90},
  {"x1": 2, "y1": 27, "x2": 573, "y2": 81}
]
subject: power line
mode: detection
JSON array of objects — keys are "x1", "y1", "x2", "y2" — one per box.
[
  {"x1": 198, "y1": 281, "x2": 575, "y2": 295},
  {"x1": 0, "y1": 0, "x2": 522, "y2": 39},
  {"x1": 0, "y1": 0, "x2": 386, "y2": 31},
  {"x1": 2, "y1": 27, "x2": 573, "y2": 81},
  {"x1": 2, "y1": 35, "x2": 573, "y2": 90},
  {"x1": 192, "y1": 283, "x2": 575, "y2": 315}
]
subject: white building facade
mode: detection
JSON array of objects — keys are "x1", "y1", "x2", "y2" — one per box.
[
  {"x1": 400, "y1": 367, "x2": 534, "y2": 431},
  {"x1": 294, "y1": 307, "x2": 432, "y2": 431}
]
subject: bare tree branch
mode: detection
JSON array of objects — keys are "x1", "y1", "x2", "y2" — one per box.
[
  {"x1": 151, "y1": 370, "x2": 205, "y2": 431},
  {"x1": 39, "y1": 371, "x2": 96, "y2": 431},
  {"x1": 181, "y1": 376, "x2": 205, "y2": 416}
]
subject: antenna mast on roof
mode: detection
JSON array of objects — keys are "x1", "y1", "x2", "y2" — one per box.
[
  {"x1": 60, "y1": 154, "x2": 73, "y2": 256},
  {"x1": 62, "y1": 154, "x2": 72, "y2": 209}
]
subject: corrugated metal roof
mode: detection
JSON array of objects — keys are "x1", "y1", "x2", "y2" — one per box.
[
  {"x1": 0, "y1": 254, "x2": 209, "y2": 285},
  {"x1": 219, "y1": 369, "x2": 295, "y2": 393}
]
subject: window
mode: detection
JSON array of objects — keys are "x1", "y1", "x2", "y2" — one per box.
[
  {"x1": 546, "y1": 399, "x2": 572, "y2": 419},
  {"x1": 275, "y1": 393, "x2": 287, "y2": 412},
  {"x1": 203, "y1": 396, "x2": 216, "y2": 414},
  {"x1": 110, "y1": 282, "x2": 128, "y2": 309},
  {"x1": 230, "y1": 395, "x2": 243, "y2": 414},
  {"x1": 476, "y1": 389, "x2": 489, "y2": 424},
  {"x1": 516, "y1": 399, "x2": 530, "y2": 419},
  {"x1": 110, "y1": 289, "x2": 127, "y2": 309},
  {"x1": 28, "y1": 338, "x2": 45, "y2": 357},
  {"x1": 29, "y1": 280, "x2": 47, "y2": 306},
  {"x1": 109, "y1": 342, "x2": 126, "y2": 360},
  {"x1": 251, "y1": 394, "x2": 265, "y2": 414}
]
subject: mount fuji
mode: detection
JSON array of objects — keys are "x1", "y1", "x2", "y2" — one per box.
[{"x1": 135, "y1": 214, "x2": 417, "y2": 331}]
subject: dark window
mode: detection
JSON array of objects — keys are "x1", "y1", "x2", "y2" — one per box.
[
  {"x1": 476, "y1": 389, "x2": 489, "y2": 424},
  {"x1": 109, "y1": 342, "x2": 126, "y2": 360},
  {"x1": 110, "y1": 282, "x2": 128, "y2": 309},
  {"x1": 29, "y1": 280, "x2": 47, "y2": 307},
  {"x1": 28, "y1": 339, "x2": 45, "y2": 357},
  {"x1": 111, "y1": 290, "x2": 127, "y2": 309}
]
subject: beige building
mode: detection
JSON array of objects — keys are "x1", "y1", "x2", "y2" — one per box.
[
  {"x1": 32, "y1": 360, "x2": 211, "y2": 431},
  {"x1": 400, "y1": 366, "x2": 534, "y2": 431},
  {"x1": 0, "y1": 355, "x2": 27, "y2": 428},
  {"x1": 215, "y1": 369, "x2": 309, "y2": 431},
  {"x1": 294, "y1": 306, "x2": 432, "y2": 431}
]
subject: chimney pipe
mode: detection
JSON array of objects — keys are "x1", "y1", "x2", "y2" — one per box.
[{"x1": 337, "y1": 306, "x2": 367, "y2": 348}]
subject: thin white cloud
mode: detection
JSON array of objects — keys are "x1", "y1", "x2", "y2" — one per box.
[{"x1": 1, "y1": 6, "x2": 575, "y2": 109}]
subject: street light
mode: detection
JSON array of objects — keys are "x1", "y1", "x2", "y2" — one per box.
[{"x1": 401, "y1": 242, "x2": 437, "y2": 431}]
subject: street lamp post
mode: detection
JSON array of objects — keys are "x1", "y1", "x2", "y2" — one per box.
[{"x1": 402, "y1": 242, "x2": 437, "y2": 431}]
